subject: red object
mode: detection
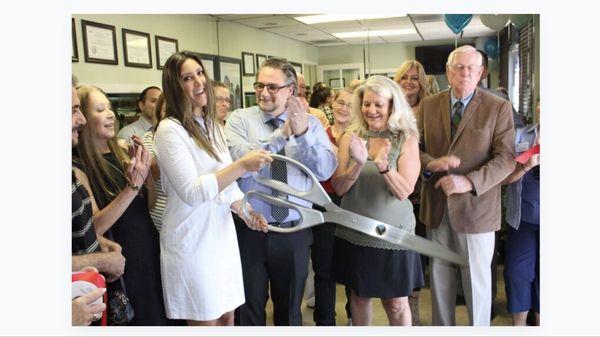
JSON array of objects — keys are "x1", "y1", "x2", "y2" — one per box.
[
  {"x1": 515, "y1": 144, "x2": 540, "y2": 164},
  {"x1": 72, "y1": 271, "x2": 107, "y2": 325}
]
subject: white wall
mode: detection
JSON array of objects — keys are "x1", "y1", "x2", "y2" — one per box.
[{"x1": 72, "y1": 14, "x2": 318, "y2": 94}]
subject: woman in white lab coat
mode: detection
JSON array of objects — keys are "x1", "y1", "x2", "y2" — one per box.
[{"x1": 154, "y1": 51, "x2": 272, "y2": 326}]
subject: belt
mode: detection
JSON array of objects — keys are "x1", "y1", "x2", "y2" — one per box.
[{"x1": 268, "y1": 220, "x2": 299, "y2": 228}]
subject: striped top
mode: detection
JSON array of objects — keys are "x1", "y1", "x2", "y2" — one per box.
[
  {"x1": 143, "y1": 130, "x2": 166, "y2": 231},
  {"x1": 72, "y1": 170, "x2": 99, "y2": 255}
]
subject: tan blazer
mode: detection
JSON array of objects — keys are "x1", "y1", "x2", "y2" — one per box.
[{"x1": 417, "y1": 88, "x2": 516, "y2": 234}]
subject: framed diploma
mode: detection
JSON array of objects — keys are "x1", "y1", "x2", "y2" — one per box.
[
  {"x1": 256, "y1": 54, "x2": 267, "y2": 70},
  {"x1": 242, "y1": 52, "x2": 255, "y2": 76},
  {"x1": 155, "y1": 35, "x2": 178, "y2": 70},
  {"x1": 81, "y1": 20, "x2": 118, "y2": 65},
  {"x1": 72, "y1": 18, "x2": 78, "y2": 62},
  {"x1": 122, "y1": 28, "x2": 152, "y2": 68}
]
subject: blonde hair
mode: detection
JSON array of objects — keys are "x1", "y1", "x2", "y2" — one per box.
[
  {"x1": 393, "y1": 60, "x2": 430, "y2": 105},
  {"x1": 427, "y1": 75, "x2": 440, "y2": 95},
  {"x1": 333, "y1": 87, "x2": 355, "y2": 124},
  {"x1": 348, "y1": 75, "x2": 419, "y2": 140},
  {"x1": 75, "y1": 85, "x2": 131, "y2": 207}
]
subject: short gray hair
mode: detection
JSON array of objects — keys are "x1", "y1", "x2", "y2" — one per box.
[{"x1": 446, "y1": 45, "x2": 482, "y2": 66}]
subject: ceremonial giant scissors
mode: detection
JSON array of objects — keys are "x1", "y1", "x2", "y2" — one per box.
[{"x1": 241, "y1": 154, "x2": 468, "y2": 266}]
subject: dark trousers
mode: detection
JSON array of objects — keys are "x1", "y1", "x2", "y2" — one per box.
[
  {"x1": 412, "y1": 204, "x2": 428, "y2": 287},
  {"x1": 311, "y1": 222, "x2": 337, "y2": 325},
  {"x1": 233, "y1": 214, "x2": 312, "y2": 326},
  {"x1": 311, "y1": 193, "x2": 346, "y2": 325}
]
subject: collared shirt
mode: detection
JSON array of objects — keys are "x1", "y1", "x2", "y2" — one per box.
[
  {"x1": 504, "y1": 123, "x2": 540, "y2": 229},
  {"x1": 117, "y1": 115, "x2": 153, "y2": 144},
  {"x1": 225, "y1": 105, "x2": 337, "y2": 223},
  {"x1": 450, "y1": 90, "x2": 475, "y2": 118}
]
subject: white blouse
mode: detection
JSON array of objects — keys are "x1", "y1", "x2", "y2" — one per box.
[{"x1": 154, "y1": 117, "x2": 245, "y2": 321}]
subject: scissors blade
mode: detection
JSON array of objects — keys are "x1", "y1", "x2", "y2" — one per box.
[
  {"x1": 241, "y1": 190, "x2": 324, "y2": 233},
  {"x1": 327, "y1": 209, "x2": 468, "y2": 266},
  {"x1": 251, "y1": 154, "x2": 331, "y2": 207}
]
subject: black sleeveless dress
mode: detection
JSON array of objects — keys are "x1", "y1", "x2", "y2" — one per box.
[{"x1": 76, "y1": 151, "x2": 168, "y2": 325}]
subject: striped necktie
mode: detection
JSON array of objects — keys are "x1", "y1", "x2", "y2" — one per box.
[
  {"x1": 451, "y1": 100, "x2": 464, "y2": 139},
  {"x1": 268, "y1": 118, "x2": 289, "y2": 222}
]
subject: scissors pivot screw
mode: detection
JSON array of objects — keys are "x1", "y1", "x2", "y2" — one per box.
[{"x1": 375, "y1": 224, "x2": 386, "y2": 235}]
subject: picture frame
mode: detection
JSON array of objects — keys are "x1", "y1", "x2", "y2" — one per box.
[
  {"x1": 155, "y1": 35, "x2": 178, "y2": 70},
  {"x1": 81, "y1": 19, "x2": 118, "y2": 65},
  {"x1": 198, "y1": 53, "x2": 218, "y2": 81},
  {"x1": 244, "y1": 92, "x2": 257, "y2": 108},
  {"x1": 217, "y1": 56, "x2": 243, "y2": 111},
  {"x1": 329, "y1": 78, "x2": 345, "y2": 88},
  {"x1": 122, "y1": 28, "x2": 152, "y2": 68},
  {"x1": 242, "y1": 52, "x2": 255, "y2": 76},
  {"x1": 256, "y1": 54, "x2": 267, "y2": 70},
  {"x1": 268, "y1": 55, "x2": 275, "y2": 59},
  {"x1": 290, "y1": 61, "x2": 302, "y2": 75},
  {"x1": 72, "y1": 18, "x2": 78, "y2": 62}
]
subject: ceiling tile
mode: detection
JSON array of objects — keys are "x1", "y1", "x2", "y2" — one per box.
[
  {"x1": 340, "y1": 36, "x2": 387, "y2": 45},
  {"x1": 381, "y1": 33, "x2": 423, "y2": 43},
  {"x1": 233, "y1": 15, "x2": 299, "y2": 29},
  {"x1": 211, "y1": 15, "x2": 273, "y2": 21}
]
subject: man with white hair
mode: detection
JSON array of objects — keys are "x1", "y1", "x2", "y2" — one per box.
[{"x1": 417, "y1": 45, "x2": 515, "y2": 326}]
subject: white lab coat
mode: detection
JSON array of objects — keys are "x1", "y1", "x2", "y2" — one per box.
[{"x1": 154, "y1": 117, "x2": 245, "y2": 321}]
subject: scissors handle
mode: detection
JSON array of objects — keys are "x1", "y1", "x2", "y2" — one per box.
[
  {"x1": 252, "y1": 154, "x2": 331, "y2": 207},
  {"x1": 241, "y1": 190, "x2": 324, "y2": 233}
]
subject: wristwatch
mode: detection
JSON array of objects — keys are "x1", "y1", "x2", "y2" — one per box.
[
  {"x1": 378, "y1": 164, "x2": 391, "y2": 174},
  {"x1": 422, "y1": 169, "x2": 433, "y2": 179}
]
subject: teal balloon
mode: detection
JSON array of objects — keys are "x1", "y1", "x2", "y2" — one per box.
[
  {"x1": 484, "y1": 37, "x2": 499, "y2": 59},
  {"x1": 444, "y1": 14, "x2": 473, "y2": 35}
]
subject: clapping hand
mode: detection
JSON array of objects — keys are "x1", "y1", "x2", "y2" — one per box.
[
  {"x1": 372, "y1": 138, "x2": 391, "y2": 171},
  {"x1": 286, "y1": 96, "x2": 309, "y2": 136},
  {"x1": 348, "y1": 133, "x2": 368, "y2": 165},
  {"x1": 124, "y1": 136, "x2": 151, "y2": 188}
]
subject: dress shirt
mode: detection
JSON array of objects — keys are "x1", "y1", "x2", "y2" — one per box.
[
  {"x1": 450, "y1": 90, "x2": 475, "y2": 117},
  {"x1": 117, "y1": 115, "x2": 153, "y2": 144},
  {"x1": 225, "y1": 105, "x2": 337, "y2": 223},
  {"x1": 504, "y1": 123, "x2": 539, "y2": 229}
]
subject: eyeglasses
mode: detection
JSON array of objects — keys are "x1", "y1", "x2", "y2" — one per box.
[
  {"x1": 215, "y1": 96, "x2": 231, "y2": 103},
  {"x1": 253, "y1": 82, "x2": 290, "y2": 94},
  {"x1": 335, "y1": 100, "x2": 353, "y2": 110},
  {"x1": 450, "y1": 64, "x2": 482, "y2": 73}
]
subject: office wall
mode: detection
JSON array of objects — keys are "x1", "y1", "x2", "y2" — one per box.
[
  {"x1": 318, "y1": 38, "x2": 501, "y2": 90},
  {"x1": 72, "y1": 14, "x2": 319, "y2": 94}
]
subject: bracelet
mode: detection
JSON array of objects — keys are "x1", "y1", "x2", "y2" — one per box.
[
  {"x1": 378, "y1": 164, "x2": 391, "y2": 174},
  {"x1": 127, "y1": 181, "x2": 140, "y2": 191}
]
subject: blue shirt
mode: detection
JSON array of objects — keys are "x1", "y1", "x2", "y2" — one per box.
[
  {"x1": 504, "y1": 123, "x2": 540, "y2": 229},
  {"x1": 450, "y1": 90, "x2": 475, "y2": 118},
  {"x1": 224, "y1": 105, "x2": 337, "y2": 223}
]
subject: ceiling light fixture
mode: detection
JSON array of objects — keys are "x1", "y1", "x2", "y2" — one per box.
[
  {"x1": 333, "y1": 28, "x2": 415, "y2": 38},
  {"x1": 294, "y1": 14, "x2": 405, "y2": 25}
]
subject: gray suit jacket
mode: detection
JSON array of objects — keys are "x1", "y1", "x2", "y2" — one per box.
[{"x1": 417, "y1": 88, "x2": 516, "y2": 234}]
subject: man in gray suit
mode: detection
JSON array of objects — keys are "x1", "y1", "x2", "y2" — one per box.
[{"x1": 417, "y1": 45, "x2": 515, "y2": 326}]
